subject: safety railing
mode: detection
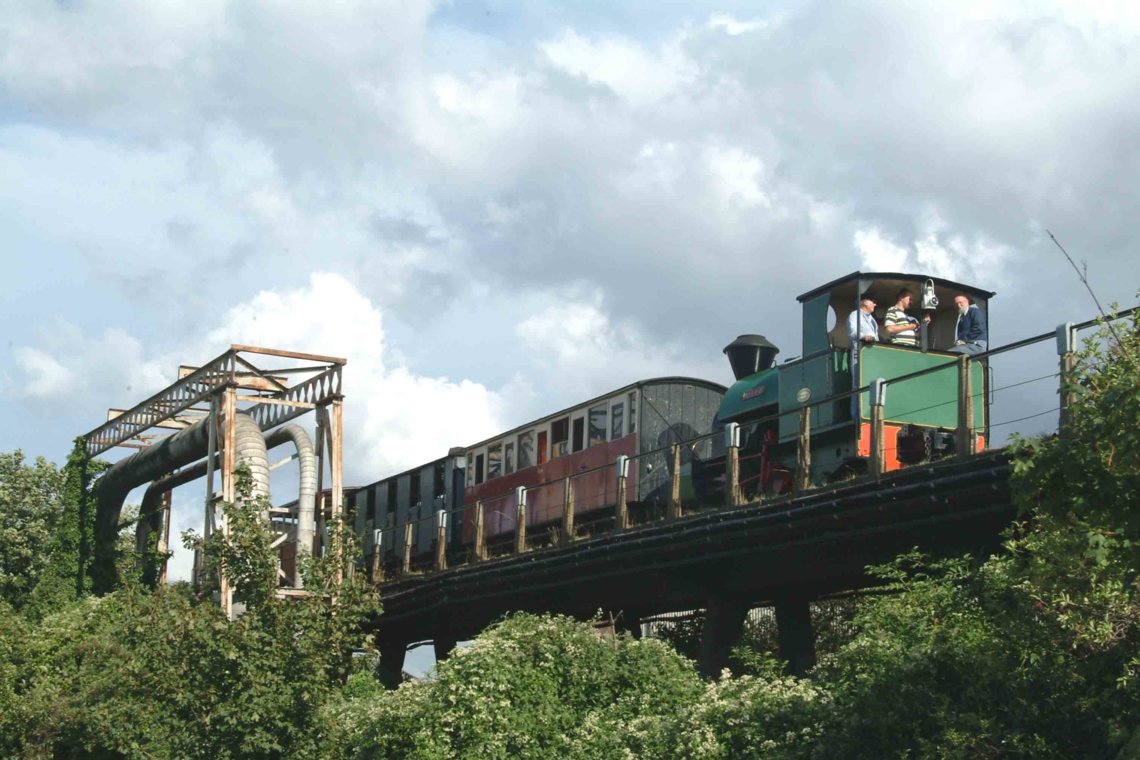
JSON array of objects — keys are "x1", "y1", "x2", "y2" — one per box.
[{"x1": 367, "y1": 307, "x2": 1135, "y2": 581}]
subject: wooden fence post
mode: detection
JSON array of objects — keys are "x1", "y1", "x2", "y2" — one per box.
[
  {"x1": 514, "y1": 487, "x2": 527, "y2": 554},
  {"x1": 725, "y1": 422, "x2": 741, "y2": 508},
  {"x1": 956, "y1": 356, "x2": 975, "y2": 456},
  {"x1": 434, "y1": 510, "x2": 447, "y2": 571},
  {"x1": 869, "y1": 379, "x2": 886, "y2": 479},
  {"x1": 562, "y1": 476, "x2": 576, "y2": 545},
  {"x1": 473, "y1": 501, "x2": 487, "y2": 561},
  {"x1": 370, "y1": 528, "x2": 383, "y2": 582},
  {"x1": 1056, "y1": 322, "x2": 1076, "y2": 437},
  {"x1": 402, "y1": 522, "x2": 414, "y2": 575},
  {"x1": 795, "y1": 407, "x2": 812, "y2": 493},
  {"x1": 667, "y1": 444, "x2": 682, "y2": 520},
  {"x1": 614, "y1": 456, "x2": 629, "y2": 529}
]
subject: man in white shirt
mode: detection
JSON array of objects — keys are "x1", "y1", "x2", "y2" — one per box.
[{"x1": 847, "y1": 293, "x2": 879, "y2": 418}]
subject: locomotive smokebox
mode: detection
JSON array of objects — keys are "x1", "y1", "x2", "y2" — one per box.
[{"x1": 723, "y1": 334, "x2": 780, "y2": 380}]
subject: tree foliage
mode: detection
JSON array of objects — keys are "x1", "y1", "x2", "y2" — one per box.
[
  {"x1": 1, "y1": 461, "x2": 380, "y2": 759},
  {"x1": 323, "y1": 613, "x2": 704, "y2": 759},
  {"x1": 22, "y1": 438, "x2": 107, "y2": 620},
  {"x1": 0, "y1": 450, "x2": 64, "y2": 611}
]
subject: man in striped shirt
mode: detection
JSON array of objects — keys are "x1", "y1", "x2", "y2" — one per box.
[{"x1": 884, "y1": 289, "x2": 928, "y2": 347}]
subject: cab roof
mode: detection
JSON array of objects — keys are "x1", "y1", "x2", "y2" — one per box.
[{"x1": 797, "y1": 271, "x2": 995, "y2": 304}]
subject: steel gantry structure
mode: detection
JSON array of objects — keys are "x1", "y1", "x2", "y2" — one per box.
[{"x1": 84, "y1": 345, "x2": 346, "y2": 616}]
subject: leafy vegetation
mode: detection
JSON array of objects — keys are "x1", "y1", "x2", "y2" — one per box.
[
  {"x1": 322, "y1": 613, "x2": 704, "y2": 759},
  {"x1": 0, "y1": 449, "x2": 64, "y2": 611}
]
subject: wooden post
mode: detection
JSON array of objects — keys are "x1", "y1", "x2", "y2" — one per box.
[
  {"x1": 330, "y1": 398, "x2": 344, "y2": 582},
  {"x1": 956, "y1": 355, "x2": 974, "y2": 456},
  {"x1": 197, "y1": 395, "x2": 220, "y2": 588},
  {"x1": 370, "y1": 529, "x2": 383, "y2": 582},
  {"x1": 219, "y1": 386, "x2": 237, "y2": 618},
  {"x1": 869, "y1": 379, "x2": 885, "y2": 480},
  {"x1": 795, "y1": 407, "x2": 812, "y2": 493},
  {"x1": 434, "y1": 510, "x2": 447, "y2": 571},
  {"x1": 1056, "y1": 322, "x2": 1076, "y2": 437},
  {"x1": 402, "y1": 522, "x2": 414, "y2": 575},
  {"x1": 314, "y1": 406, "x2": 327, "y2": 559},
  {"x1": 561, "y1": 477, "x2": 576, "y2": 545},
  {"x1": 724, "y1": 422, "x2": 741, "y2": 508},
  {"x1": 614, "y1": 456, "x2": 629, "y2": 529},
  {"x1": 473, "y1": 501, "x2": 487, "y2": 561},
  {"x1": 158, "y1": 490, "x2": 172, "y2": 586},
  {"x1": 514, "y1": 487, "x2": 527, "y2": 554},
  {"x1": 667, "y1": 444, "x2": 682, "y2": 520}
]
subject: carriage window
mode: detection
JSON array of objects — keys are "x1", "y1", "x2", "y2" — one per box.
[
  {"x1": 387, "y1": 480, "x2": 397, "y2": 511},
  {"x1": 410, "y1": 471, "x2": 421, "y2": 506},
  {"x1": 551, "y1": 418, "x2": 569, "y2": 458},
  {"x1": 628, "y1": 392, "x2": 637, "y2": 434},
  {"x1": 366, "y1": 488, "x2": 377, "y2": 522},
  {"x1": 504, "y1": 442, "x2": 515, "y2": 474},
  {"x1": 517, "y1": 430, "x2": 534, "y2": 469},
  {"x1": 474, "y1": 454, "x2": 485, "y2": 485},
  {"x1": 611, "y1": 401, "x2": 624, "y2": 439},
  {"x1": 589, "y1": 405, "x2": 607, "y2": 446},
  {"x1": 572, "y1": 417, "x2": 585, "y2": 452},
  {"x1": 537, "y1": 430, "x2": 548, "y2": 464},
  {"x1": 433, "y1": 462, "x2": 446, "y2": 498},
  {"x1": 487, "y1": 444, "x2": 502, "y2": 480}
]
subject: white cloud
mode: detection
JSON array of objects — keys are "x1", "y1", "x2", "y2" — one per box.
[
  {"x1": 854, "y1": 228, "x2": 909, "y2": 272},
  {"x1": 515, "y1": 288, "x2": 727, "y2": 401},
  {"x1": 540, "y1": 29, "x2": 697, "y2": 105},
  {"x1": 854, "y1": 212, "x2": 1013, "y2": 286},
  {"x1": 3, "y1": 0, "x2": 1140, "y2": 479},
  {"x1": 707, "y1": 146, "x2": 770, "y2": 208},
  {"x1": 707, "y1": 13, "x2": 770, "y2": 36},
  {"x1": 11, "y1": 348, "x2": 76, "y2": 399}
]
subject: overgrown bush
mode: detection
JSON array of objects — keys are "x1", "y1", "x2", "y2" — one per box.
[{"x1": 322, "y1": 613, "x2": 704, "y2": 759}]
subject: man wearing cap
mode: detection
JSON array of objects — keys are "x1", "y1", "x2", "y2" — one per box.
[
  {"x1": 948, "y1": 294, "x2": 988, "y2": 355},
  {"x1": 847, "y1": 293, "x2": 880, "y2": 417}
]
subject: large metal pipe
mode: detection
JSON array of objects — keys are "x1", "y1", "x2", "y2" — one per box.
[
  {"x1": 265, "y1": 425, "x2": 317, "y2": 586},
  {"x1": 93, "y1": 413, "x2": 268, "y2": 593},
  {"x1": 132, "y1": 423, "x2": 316, "y2": 587}
]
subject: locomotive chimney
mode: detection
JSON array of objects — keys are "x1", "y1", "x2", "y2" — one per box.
[{"x1": 723, "y1": 334, "x2": 780, "y2": 380}]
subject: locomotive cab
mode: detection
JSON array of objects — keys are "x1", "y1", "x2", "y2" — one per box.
[{"x1": 717, "y1": 272, "x2": 994, "y2": 490}]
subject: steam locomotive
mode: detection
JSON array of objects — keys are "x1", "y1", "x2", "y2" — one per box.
[{"x1": 350, "y1": 271, "x2": 993, "y2": 575}]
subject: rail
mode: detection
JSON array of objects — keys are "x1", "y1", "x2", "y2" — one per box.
[{"x1": 365, "y1": 306, "x2": 1136, "y2": 582}]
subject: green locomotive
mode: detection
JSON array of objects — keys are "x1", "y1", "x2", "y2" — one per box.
[{"x1": 714, "y1": 272, "x2": 993, "y2": 493}]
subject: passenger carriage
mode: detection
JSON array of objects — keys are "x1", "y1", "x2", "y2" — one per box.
[{"x1": 352, "y1": 377, "x2": 725, "y2": 571}]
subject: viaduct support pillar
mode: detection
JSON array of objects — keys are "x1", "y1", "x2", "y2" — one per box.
[
  {"x1": 378, "y1": 639, "x2": 408, "y2": 691},
  {"x1": 433, "y1": 634, "x2": 458, "y2": 664},
  {"x1": 697, "y1": 594, "x2": 749, "y2": 680},
  {"x1": 775, "y1": 597, "x2": 816, "y2": 676}
]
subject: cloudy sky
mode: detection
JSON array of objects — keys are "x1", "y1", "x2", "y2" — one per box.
[{"x1": 2, "y1": 1, "x2": 1139, "y2": 575}]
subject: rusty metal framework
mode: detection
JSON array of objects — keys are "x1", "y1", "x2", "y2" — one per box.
[
  {"x1": 83, "y1": 345, "x2": 346, "y2": 615},
  {"x1": 85, "y1": 344, "x2": 344, "y2": 456}
]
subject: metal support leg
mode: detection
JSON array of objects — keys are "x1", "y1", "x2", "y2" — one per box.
[
  {"x1": 775, "y1": 597, "x2": 816, "y2": 676},
  {"x1": 378, "y1": 639, "x2": 408, "y2": 690},
  {"x1": 697, "y1": 594, "x2": 750, "y2": 680}
]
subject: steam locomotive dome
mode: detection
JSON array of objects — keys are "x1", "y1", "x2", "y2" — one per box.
[{"x1": 719, "y1": 334, "x2": 781, "y2": 424}]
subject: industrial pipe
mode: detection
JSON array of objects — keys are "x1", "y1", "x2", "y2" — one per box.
[
  {"x1": 93, "y1": 413, "x2": 268, "y2": 593},
  {"x1": 131, "y1": 423, "x2": 316, "y2": 588}
]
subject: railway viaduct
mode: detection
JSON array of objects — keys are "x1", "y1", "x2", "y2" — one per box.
[
  {"x1": 370, "y1": 448, "x2": 1014, "y2": 687},
  {"x1": 87, "y1": 311, "x2": 1131, "y2": 688}
]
